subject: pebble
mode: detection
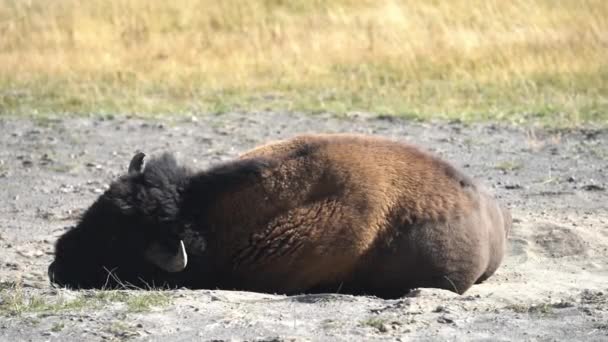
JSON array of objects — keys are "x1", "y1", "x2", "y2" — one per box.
[
  {"x1": 16, "y1": 249, "x2": 44, "y2": 258},
  {"x1": 437, "y1": 315, "x2": 455, "y2": 324},
  {"x1": 581, "y1": 184, "x2": 605, "y2": 191},
  {"x1": 5, "y1": 262, "x2": 20, "y2": 270},
  {"x1": 504, "y1": 184, "x2": 523, "y2": 190}
]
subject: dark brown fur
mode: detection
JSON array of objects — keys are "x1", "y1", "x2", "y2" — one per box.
[
  {"x1": 49, "y1": 134, "x2": 511, "y2": 297},
  {"x1": 188, "y1": 134, "x2": 510, "y2": 296}
]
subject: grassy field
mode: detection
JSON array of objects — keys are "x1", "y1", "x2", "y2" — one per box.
[{"x1": 0, "y1": 0, "x2": 606, "y2": 125}]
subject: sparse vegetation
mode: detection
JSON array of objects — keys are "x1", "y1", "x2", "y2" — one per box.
[
  {"x1": 125, "y1": 292, "x2": 172, "y2": 313},
  {"x1": 0, "y1": 284, "x2": 172, "y2": 317},
  {"x1": 320, "y1": 318, "x2": 341, "y2": 330},
  {"x1": 594, "y1": 323, "x2": 608, "y2": 331},
  {"x1": 0, "y1": 286, "x2": 90, "y2": 316},
  {"x1": 505, "y1": 302, "x2": 555, "y2": 315},
  {"x1": 107, "y1": 321, "x2": 139, "y2": 340},
  {"x1": 495, "y1": 160, "x2": 524, "y2": 172},
  {"x1": 50, "y1": 322, "x2": 65, "y2": 332},
  {"x1": 0, "y1": 0, "x2": 606, "y2": 125},
  {"x1": 361, "y1": 317, "x2": 390, "y2": 333}
]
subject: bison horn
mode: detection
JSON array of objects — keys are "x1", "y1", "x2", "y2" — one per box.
[
  {"x1": 128, "y1": 152, "x2": 146, "y2": 174},
  {"x1": 145, "y1": 240, "x2": 188, "y2": 273}
]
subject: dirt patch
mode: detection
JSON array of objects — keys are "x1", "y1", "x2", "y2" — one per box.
[
  {"x1": 533, "y1": 224, "x2": 588, "y2": 258},
  {"x1": 1, "y1": 112, "x2": 607, "y2": 341}
]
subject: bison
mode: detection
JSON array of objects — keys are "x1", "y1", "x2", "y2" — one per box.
[{"x1": 48, "y1": 134, "x2": 511, "y2": 298}]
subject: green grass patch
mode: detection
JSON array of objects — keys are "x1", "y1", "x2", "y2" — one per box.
[
  {"x1": 495, "y1": 160, "x2": 524, "y2": 172},
  {"x1": 0, "y1": 284, "x2": 172, "y2": 317},
  {"x1": 92, "y1": 291, "x2": 172, "y2": 313},
  {"x1": 0, "y1": 288, "x2": 91, "y2": 316},
  {"x1": 1, "y1": 71, "x2": 607, "y2": 127}
]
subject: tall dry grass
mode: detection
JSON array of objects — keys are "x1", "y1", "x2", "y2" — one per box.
[{"x1": 0, "y1": 0, "x2": 606, "y2": 123}]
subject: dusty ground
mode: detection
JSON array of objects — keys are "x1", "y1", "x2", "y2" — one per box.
[{"x1": 0, "y1": 112, "x2": 607, "y2": 341}]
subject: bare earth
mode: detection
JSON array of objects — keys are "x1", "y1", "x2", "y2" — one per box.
[{"x1": 0, "y1": 112, "x2": 607, "y2": 341}]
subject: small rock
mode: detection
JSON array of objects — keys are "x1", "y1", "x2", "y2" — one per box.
[
  {"x1": 38, "y1": 210, "x2": 55, "y2": 220},
  {"x1": 433, "y1": 306, "x2": 446, "y2": 313},
  {"x1": 567, "y1": 176, "x2": 576, "y2": 183},
  {"x1": 59, "y1": 185, "x2": 75, "y2": 193},
  {"x1": 17, "y1": 249, "x2": 33, "y2": 258},
  {"x1": 583, "y1": 130, "x2": 600, "y2": 140},
  {"x1": 437, "y1": 316, "x2": 455, "y2": 324},
  {"x1": 552, "y1": 300, "x2": 574, "y2": 308},
  {"x1": 40, "y1": 153, "x2": 54, "y2": 165},
  {"x1": 581, "y1": 184, "x2": 605, "y2": 191},
  {"x1": 5, "y1": 262, "x2": 20, "y2": 270},
  {"x1": 504, "y1": 184, "x2": 522, "y2": 190}
]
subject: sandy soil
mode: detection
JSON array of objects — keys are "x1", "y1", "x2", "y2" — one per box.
[{"x1": 0, "y1": 112, "x2": 607, "y2": 341}]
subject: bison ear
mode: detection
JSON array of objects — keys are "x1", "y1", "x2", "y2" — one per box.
[
  {"x1": 144, "y1": 240, "x2": 188, "y2": 273},
  {"x1": 128, "y1": 152, "x2": 146, "y2": 174}
]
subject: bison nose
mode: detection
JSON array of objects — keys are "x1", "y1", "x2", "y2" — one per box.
[{"x1": 48, "y1": 261, "x2": 61, "y2": 286}]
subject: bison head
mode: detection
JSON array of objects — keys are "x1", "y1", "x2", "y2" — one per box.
[{"x1": 48, "y1": 152, "x2": 194, "y2": 289}]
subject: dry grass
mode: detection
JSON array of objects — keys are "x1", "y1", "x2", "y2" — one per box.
[{"x1": 0, "y1": 0, "x2": 606, "y2": 124}]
